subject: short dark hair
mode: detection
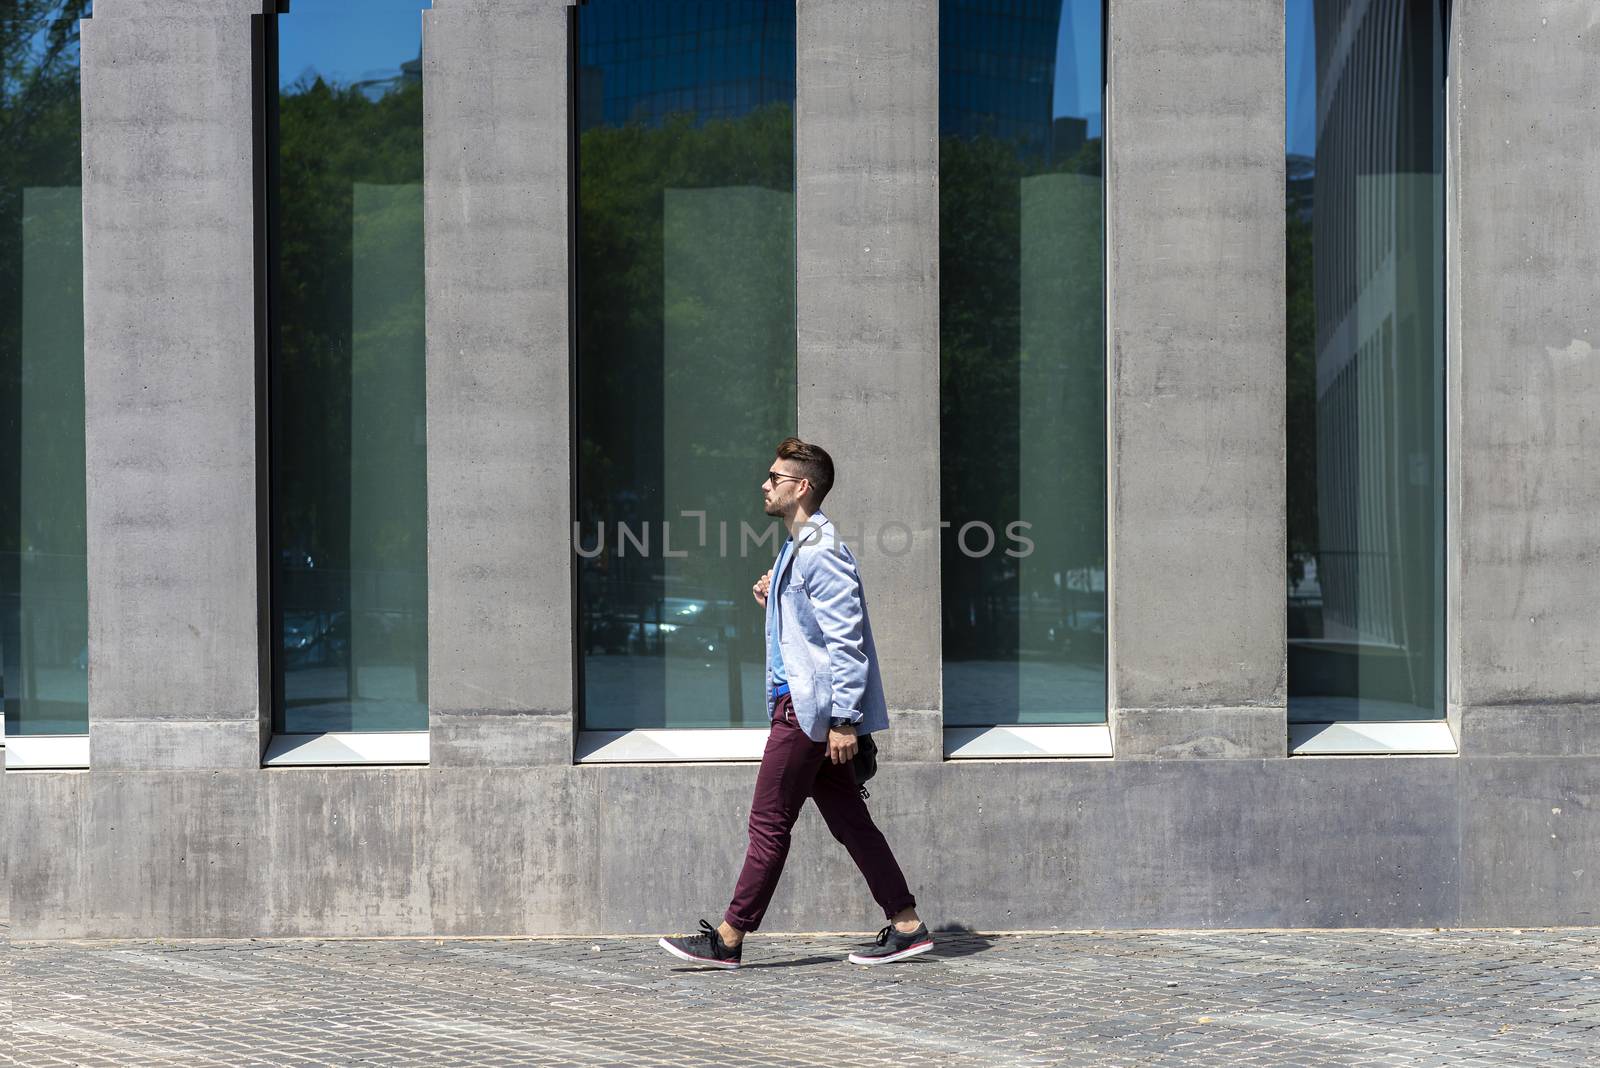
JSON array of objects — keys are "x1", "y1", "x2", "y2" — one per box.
[{"x1": 775, "y1": 436, "x2": 834, "y2": 505}]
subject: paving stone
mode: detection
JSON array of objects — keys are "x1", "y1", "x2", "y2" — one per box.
[{"x1": 2, "y1": 929, "x2": 1598, "y2": 1065}]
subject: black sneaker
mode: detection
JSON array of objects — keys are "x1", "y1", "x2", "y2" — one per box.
[
  {"x1": 659, "y1": 919, "x2": 742, "y2": 969},
  {"x1": 848, "y1": 923, "x2": 935, "y2": 965}
]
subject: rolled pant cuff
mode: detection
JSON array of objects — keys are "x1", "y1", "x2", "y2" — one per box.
[{"x1": 723, "y1": 910, "x2": 758, "y2": 935}]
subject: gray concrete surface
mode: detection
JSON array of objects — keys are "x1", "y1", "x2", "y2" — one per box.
[
  {"x1": 796, "y1": 0, "x2": 943, "y2": 756},
  {"x1": 422, "y1": 0, "x2": 576, "y2": 768},
  {"x1": 1112, "y1": 707, "x2": 1289, "y2": 760},
  {"x1": 6, "y1": 929, "x2": 1599, "y2": 1066},
  {"x1": 79, "y1": 0, "x2": 271, "y2": 771},
  {"x1": 7, "y1": 751, "x2": 1600, "y2": 939},
  {"x1": 1105, "y1": 0, "x2": 1287, "y2": 750},
  {"x1": 1448, "y1": 1, "x2": 1600, "y2": 756}
]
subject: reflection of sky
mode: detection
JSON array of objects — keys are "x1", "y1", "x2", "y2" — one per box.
[
  {"x1": 1051, "y1": 0, "x2": 1102, "y2": 136},
  {"x1": 1286, "y1": 0, "x2": 1315, "y2": 157},
  {"x1": 277, "y1": 0, "x2": 430, "y2": 90},
  {"x1": 16, "y1": 3, "x2": 89, "y2": 69}
]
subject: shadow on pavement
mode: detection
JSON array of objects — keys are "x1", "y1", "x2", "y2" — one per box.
[
  {"x1": 736, "y1": 954, "x2": 842, "y2": 970},
  {"x1": 923, "y1": 926, "x2": 1000, "y2": 960},
  {"x1": 664, "y1": 926, "x2": 1001, "y2": 970}
]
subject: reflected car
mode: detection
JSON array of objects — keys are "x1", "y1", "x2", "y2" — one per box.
[
  {"x1": 281, "y1": 610, "x2": 349, "y2": 669},
  {"x1": 979, "y1": 570, "x2": 1106, "y2": 660},
  {"x1": 586, "y1": 595, "x2": 740, "y2": 659}
]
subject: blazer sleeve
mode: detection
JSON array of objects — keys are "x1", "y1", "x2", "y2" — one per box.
[{"x1": 800, "y1": 540, "x2": 870, "y2": 724}]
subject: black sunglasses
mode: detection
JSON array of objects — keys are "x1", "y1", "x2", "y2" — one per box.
[{"x1": 764, "y1": 469, "x2": 806, "y2": 487}]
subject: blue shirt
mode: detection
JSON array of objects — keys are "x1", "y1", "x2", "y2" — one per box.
[{"x1": 767, "y1": 535, "x2": 794, "y2": 686}]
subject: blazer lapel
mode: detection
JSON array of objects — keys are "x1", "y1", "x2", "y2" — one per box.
[{"x1": 775, "y1": 511, "x2": 828, "y2": 589}]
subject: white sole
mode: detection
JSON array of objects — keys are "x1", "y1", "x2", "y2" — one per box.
[
  {"x1": 848, "y1": 939, "x2": 935, "y2": 966},
  {"x1": 658, "y1": 937, "x2": 740, "y2": 969}
]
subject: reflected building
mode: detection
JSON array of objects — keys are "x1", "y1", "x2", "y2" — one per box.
[
  {"x1": 350, "y1": 52, "x2": 422, "y2": 100},
  {"x1": 940, "y1": 0, "x2": 1062, "y2": 157},
  {"x1": 577, "y1": 1, "x2": 795, "y2": 131},
  {"x1": 1297, "y1": 0, "x2": 1445, "y2": 718}
]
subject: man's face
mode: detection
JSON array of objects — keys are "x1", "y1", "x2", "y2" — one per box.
[{"x1": 761, "y1": 459, "x2": 808, "y2": 517}]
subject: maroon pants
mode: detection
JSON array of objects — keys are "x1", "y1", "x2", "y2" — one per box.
[{"x1": 724, "y1": 691, "x2": 917, "y2": 933}]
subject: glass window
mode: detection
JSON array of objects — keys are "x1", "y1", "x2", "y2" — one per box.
[
  {"x1": 576, "y1": 0, "x2": 796, "y2": 732},
  {"x1": 1, "y1": 3, "x2": 89, "y2": 739},
  {"x1": 1286, "y1": 0, "x2": 1446, "y2": 722},
  {"x1": 939, "y1": 0, "x2": 1105, "y2": 726},
  {"x1": 270, "y1": 0, "x2": 430, "y2": 734}
]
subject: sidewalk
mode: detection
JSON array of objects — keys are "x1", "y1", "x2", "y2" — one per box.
[{"x1": 4, "y1": 927, "x2": 1597, "y2": 1066}]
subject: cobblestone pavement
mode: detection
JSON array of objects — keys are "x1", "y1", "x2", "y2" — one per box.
[{"x1": 3, "y1": 927, "x2": 1598, "y2": 1066}]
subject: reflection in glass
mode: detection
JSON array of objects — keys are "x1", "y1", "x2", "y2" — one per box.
[
  {"x1": 1, "y1": 4, "x2": 89, "y2": 738},
  {"x1": 940, "y1": 1, "x2": 1105, "y2": 726},
  {"x1": 271, "y1": 0, "x2": 429, "y2": 733},
  {"x1": 1286, "y1": 0, "x2": 1446, "y2": 722},
  {"x1": 576, "y1": 1, "x2": 796, "y2": 731}
]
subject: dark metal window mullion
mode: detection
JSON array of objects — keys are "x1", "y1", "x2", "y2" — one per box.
[{"x1": 254, "y1": 5, "x2": 286, "y2": 738}]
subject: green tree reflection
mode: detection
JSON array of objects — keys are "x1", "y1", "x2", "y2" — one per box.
[
  {"x1": 1, "y1": 2, "x2": 90, "y2": 735},
  {"x1": 1, "y1": 2, "x2": 88, "y2": 558},
  {"x1": 577, "y1": 103, "x2": 796, "y2": 729},
  {"x1": 939, "y1": 128, "x2": 1106, "y2": 724},
  {"x1": 274, "y1": 72, "x2": 426, "y2": 730}
]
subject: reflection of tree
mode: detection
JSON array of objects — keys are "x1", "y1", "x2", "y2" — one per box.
[
  {"x1": 576, "y1": 104, "x2": 793, "y2": 637},
  {"x1": 273, "y1": 71, "x2": 426, "y2": 722},
  {"x1": 575, "y1": 103, "x2": 795, "y2": 728},
  {"x1": 941, "y1": 136, "x2": 1023, "y2": 650},
  {"x1": 578, "y1": 103, "x2": 793, "y2": 509},
  {"x1": 1, "y1": 2, "x2": 88, "y2": 561},
  {"x1": 275, "y1": 75, "x2": 422, "y2": 572},
  {"x1": 939, "y1": 132, "x2": 1104, "y2": 662},
  {"x1": 2, "y1": 3, "x2": 89, "y2": 730}
]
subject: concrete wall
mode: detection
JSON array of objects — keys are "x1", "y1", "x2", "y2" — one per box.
[
  {"x1": 7, "y1": 0, "x2": 1600, "y2": 939},
  {"x1": 1449, "y1": 0, "x2": 1600, "y2": 758},
  {"x1": 423, "y1": 0, "x2": 575, "y2": 768},
  {"x1": 79, "y1": 0, "x2": 271, "y2": 770},
  {"x1": 1106, "y1": 0, "x2": 1286, "y2": 759},
  {"x1": 796, "y1": 0, "x2": 942, "y2": 761},
  {"x1": 7, "y1": 753, "x2": 1599, "y2": 938}
]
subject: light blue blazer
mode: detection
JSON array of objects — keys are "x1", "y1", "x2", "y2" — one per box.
[{"x1": 765, "y1": 509, "x2": 891, "y2": 742}]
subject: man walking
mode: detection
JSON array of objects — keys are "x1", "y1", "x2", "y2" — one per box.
[{"x1": 659, "y1": 437, "x2": 933, "y2": 968}]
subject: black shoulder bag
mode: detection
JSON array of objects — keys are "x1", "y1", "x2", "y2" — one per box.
[{"x1": 852, "y1": 733, "x2": 878, "y2": 799}]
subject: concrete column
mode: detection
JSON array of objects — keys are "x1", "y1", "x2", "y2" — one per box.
[
  {"x1": 1450, "y1": 1, "x2": 1600, "y2": 756},
  {"x1": 1105, "y1": 0, "x2": 1287, "y2": 759},
  {"x1": 423, "y1": 0, "x2": 574, "y2": 766},
  {"x1": 80, "y1": 0, "x2": 272, "y2": 770},
  {"x1": 795, "y1": 0, "x2": 941, "y2": 761}
]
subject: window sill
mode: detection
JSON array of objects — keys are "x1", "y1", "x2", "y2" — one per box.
[
  {"x1": 3, "y1": 734, "x2": 90, "y2": 770},
  {"x1": 263, "y1": 731, "x2": 429, "y2": 767},
  {"x1": 577, "y1": 728, "x2": 768, "y2": 763},
  {"x1": 1289, "y1": 720, "x2": 1457, "y2": 756},
  {"x1": 944, "y1": 723, "x2": 1113, "y2": 759}
]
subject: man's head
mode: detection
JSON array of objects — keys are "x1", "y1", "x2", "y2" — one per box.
[{"x1": 761, "y1": 436, "x2": 834, "y2": 518}]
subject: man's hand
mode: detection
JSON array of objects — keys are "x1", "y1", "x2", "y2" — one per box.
[
  {"x1": 752, "y1": 569, "x2": 772, "y2": 607},
  {"x1": 827, "y1": 724, "x2": 858, "y2": 765}
]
